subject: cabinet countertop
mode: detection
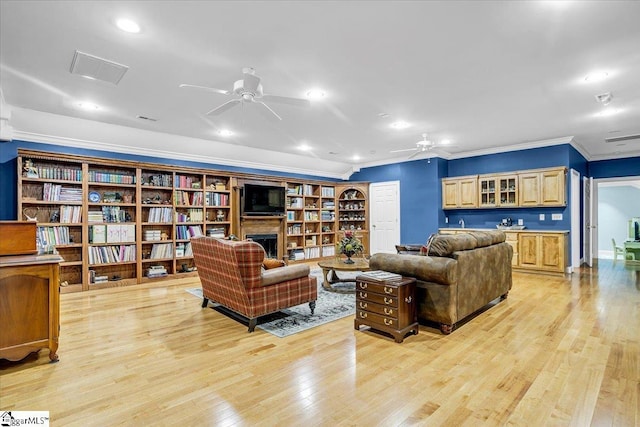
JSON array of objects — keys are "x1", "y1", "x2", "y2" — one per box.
[{"x1": 440, "y1": 228, "x2": 570, "y2": 234}]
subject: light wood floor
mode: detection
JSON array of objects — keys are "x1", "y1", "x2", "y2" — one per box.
[{"x1": 1, "y1": 260, "x2": 638, "y2": 426}]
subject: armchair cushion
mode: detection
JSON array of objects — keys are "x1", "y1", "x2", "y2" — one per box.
[{"x1": 260, "y1": 264, "x2": 311, "y2": 287}]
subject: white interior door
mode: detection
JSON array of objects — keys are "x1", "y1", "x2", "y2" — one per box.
[
  {"x1": 583, "y1": 176, "x2": 594, "y2": 267},
  {"x1": 369, "y1": 181, "x2": 400, "y2": 254}
]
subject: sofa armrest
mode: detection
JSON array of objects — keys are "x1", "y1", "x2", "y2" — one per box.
[
  {"x1": 260, "y1": 264, "x2": 311, "y2": 287},
  {"x1": 369, "y1": 253, "x2": 457, "y2": 285}
]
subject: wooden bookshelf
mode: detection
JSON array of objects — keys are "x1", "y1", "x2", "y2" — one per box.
[{"x1": 17, "y1": 149, "x2": 368, "y2": 291}]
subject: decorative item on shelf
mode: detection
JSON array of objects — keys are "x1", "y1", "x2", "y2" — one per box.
[
  {"x1": 23, "y1": 207, "x2": 39, "y2": 222},
  {"x1": 23, "y1": 159, "x2": 39, "y2": 178},
  {"x1": 216, "y1": 209, "x2": 225, "y2": 221},
  {"x1": 336, "y1": 230, "x2": 363, "y2": 264},
  {"x1": 122, "y1": 194, "x2": 133, "y2": 203},
  {"x1": 88, "y1": 191, "x2": 101, "y2": 203}
]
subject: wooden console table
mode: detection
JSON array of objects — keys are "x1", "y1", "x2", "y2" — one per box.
[{"x1": 0, "y1": 253, "x2": 63, "y2": 362}]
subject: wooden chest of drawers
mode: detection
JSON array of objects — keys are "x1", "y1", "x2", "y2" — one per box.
[{"x1": 354, "y1": 276, "x2": 418, "y2": 343}]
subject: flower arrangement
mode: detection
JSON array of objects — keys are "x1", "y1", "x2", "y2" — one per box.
[{"x1": 336, "y1": 230, "x2": 364, "y2": 264}]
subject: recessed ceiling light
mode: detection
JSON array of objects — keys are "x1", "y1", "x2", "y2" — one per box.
[
  {"x1": 218, "y1": 129, "x2": 233, "y2": 137},
  {"x1": 352, "y1": 155, "x2": 360, "y2": 161},
  {"x1": 390, "y1": 121, "x2": 410, "y2": 130},
  {"x1": 595, "y1": 108, "x2": 621, "y2": 118},
  {"x1": 584, "y1": 71, "x2": 609, "y2": 83},
  {"x1": 297, "y1": 143, "x2": 312, "y2": 151},
  {"x1": 76, "y1": 101, "x2": 100, "y2": 111},
  {"x1": 116, "y1": 18, "x2": 141, "y2": 34},
  {"x1": 305, "y1": 89, "x2": 326, "y2": 100},
  {"x1": 440, "y1": 139, "x2": 451, "y2": 145}
]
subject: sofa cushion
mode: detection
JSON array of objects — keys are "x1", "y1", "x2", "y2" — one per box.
[
  {"x1": 427, "y1": 233, "x2": 478, "y2": 257},
  {"x1": 468, "y1": 230, "x2": 505, "y2": 247},
  {"x1": 260, "y1": 264, "x2": 311, "y2": 287}
]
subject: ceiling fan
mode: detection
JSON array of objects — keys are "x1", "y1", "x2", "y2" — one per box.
[
  {"x1": 390, "y1": 133, "x2": 453, "y2": 159},
  {"x1": 179, "y1": 67, "x2": 310, "y2": 120}
]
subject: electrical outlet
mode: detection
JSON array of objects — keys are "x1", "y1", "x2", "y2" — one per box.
[
  {"x1": 552, "y1": 213, "x2": 563, "y2": 221},
  {"x1": 539, "y1": 213, "x2": 545, "y2": 221},
  {"x1": 445, "y1": 217, "x2": 449, "y2": 224},
  {"x1": 518, "y1": 219, "x2": 523, "y2": 226}
]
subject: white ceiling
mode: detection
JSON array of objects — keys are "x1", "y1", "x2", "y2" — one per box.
[{"x1": 1, "y1": 1, "x2": 639, "y2": 178}]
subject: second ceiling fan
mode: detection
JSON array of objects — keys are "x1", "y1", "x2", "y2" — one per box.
[
  {"x1": 180, "y1": 67, "x2": 310, "y2": 120},
  {"x1": 390, "y1": 133, "x2": 453, "y2": 159}
]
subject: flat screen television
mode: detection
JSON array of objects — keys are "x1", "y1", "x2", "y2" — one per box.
[{"x1": 243, "y1": 184, "x2": 286, "y2": 216}]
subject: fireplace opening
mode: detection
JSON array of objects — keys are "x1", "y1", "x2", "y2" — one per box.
[{"x1": 246, "y1": 234, "x2": 278, "y2": 259}]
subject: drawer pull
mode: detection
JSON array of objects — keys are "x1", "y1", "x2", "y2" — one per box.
[
  {"x1": 359, "y1": 283, "x2": 368, "y2": 289},
  {"x1": 384, "y1": 319, "x2": 394, "y2": 326},
  {"x1": 405, "y1": 296, "x2": 412, "y2": 304},
  {"x1": 359, "y1": 302, "x2": 368, "y2": 309},
  {"x1": 359, "y1": 292, "x2": 368, "y2": 299},
  {"x1": 359, "y1": 311, "x2": 368, "y2": 319},
  {"x1": 384, "y1": 287, "x2": 393, "y2": 294},
  {"x1": 384, "y1": 307, "x2": 393, "y2": 315},
  {"x1": 384, "y1": 297, "x2": 393, "y2": 305}
]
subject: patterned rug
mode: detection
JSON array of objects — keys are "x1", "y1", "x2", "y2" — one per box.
[{"x1": 185, "y1": 268, "x2": 357, "y2": 337}]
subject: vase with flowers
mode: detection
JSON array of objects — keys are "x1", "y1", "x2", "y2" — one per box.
[{"x1": 336, "y1": 230, "x2": 364, "y2": 264}]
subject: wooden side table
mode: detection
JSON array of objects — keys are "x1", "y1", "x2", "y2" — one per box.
[{"x1": 354, "y1": 275, "x2": 418, "y2": 343}]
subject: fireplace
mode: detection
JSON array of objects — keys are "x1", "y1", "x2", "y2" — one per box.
[{"x1": 246, "y1": 233, "x2": 278, "y2": 259}]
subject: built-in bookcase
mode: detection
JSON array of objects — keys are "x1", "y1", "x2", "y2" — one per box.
[{"x1": 16, "y1": 149, "x2": 368, "y2": 291}]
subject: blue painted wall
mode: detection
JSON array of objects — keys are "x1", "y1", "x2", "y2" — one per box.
[
  {"x1": 350, "y1": 158, "x2": 447, "y2": 243},
  {"x1": 589, "y1": 157, "x2": 640, "y2": 178},
  {"x1": 0, "y1": 139, "x2": 340, "y2": 220}
]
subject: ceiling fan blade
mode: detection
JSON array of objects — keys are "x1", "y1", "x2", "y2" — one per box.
[
  {"x1": 408, "y1": 150, "x2": 426, "y2": 160},
  {"x1": 390, "y1": 148, "x2": 418, "y2": 153},
  {"x1": 243, "y1": 73, "x2": 261, "y2": 93},
  {"x1": 179, "y1": 84, "x2": 230, "y2": 95},
  {"x1": 256, "y1": 101, "x2": 282, "y2": 121},
  {"x1": 262, "y1": 94, "x2": 310, "y2": 108},
  {"x1": 206, "y1": 99, "x2": 241, "y2": 116}
]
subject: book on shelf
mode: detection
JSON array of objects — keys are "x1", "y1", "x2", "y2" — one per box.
[{"x1": 358, "y1": 270, "x2": 403, "y2": 282}]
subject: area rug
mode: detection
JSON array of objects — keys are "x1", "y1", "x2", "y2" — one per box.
[{"x1": 185, "y1": 268, "x2": 357, "y2": 337}]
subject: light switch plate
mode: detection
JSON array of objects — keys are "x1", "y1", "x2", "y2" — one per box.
[
  {"x1": 552, "y1": 213, "x2": 563, "y2": 221},
  {"x1": 539, "y1": 213, "x2": 545, "y2": 221},
  {"x1": 518, "y1": 219, "x2": 523, "y2": 225}
]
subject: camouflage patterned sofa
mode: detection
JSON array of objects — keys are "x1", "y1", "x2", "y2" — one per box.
[{"x1": 369, "y1": 230, "x2": 513, "y2": 334}]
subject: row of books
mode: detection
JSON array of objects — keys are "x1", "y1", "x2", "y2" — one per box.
[
  {"x1": 88, "y1": 244, "x2": 136, "y2": 264},
  {"x1": 304, "y1": 211, "x2": 319, "y2": 221},
  {"x1": 59, "y1": 205, "x2": 82, "y2": 223},
  {"x1": 101, "y1": 206, "x2": 130, "y2": 223},
  {"x1": 287, "y1": 197, "x2": 303, "y2": 208},
  {"x1": 150, "y1": 243, "x2": 173, "y2": 259},
  {"x1": 321, "y1": 187, "x2": 335, "y2": 197},
  {"x1": 175, "y1": 225, "x2": 203, "y2": 239},
  {"x1": 175, "y1": 209, "x2": 203, "y2": 222},
  {"x1": 175, "y1": 242, "x2": 193, "y2": 257},
  {"x1": 174, "y1": 191, "x2": 203, "y2": 206},
  {"x1": 88, "y1": 171, "x2": 135, "y2": 185},
  {"x1": 89, "y1": 224, "x2": 136, "y2": 244},
  {"x1": 321, "y1": 210, "x2": 335, "y2": 221},
  {"x1": 147, "y1": 207, "x2": 173, "y2": 223},
  {"x1": 27, "y1": 165, "x2": 82, "y2": 182},
  {"x1": 37, "y1": 226, "x2": 72, "y2": 246},
  {"x1": 174, "y1": 175, "x2": 198, "y2": 189},
  {"x1": 42, "y1": 183, "x2": 83, "y2": 202},
  {"x1": 205, "y1": 192, "x2": 229, "y2": 206}
]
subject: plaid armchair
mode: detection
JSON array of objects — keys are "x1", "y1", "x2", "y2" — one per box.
[{"x1": 191, "y1": 237, "x2": 317, "y2": 332}]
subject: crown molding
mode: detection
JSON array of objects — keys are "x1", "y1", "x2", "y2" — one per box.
[{"x1": 12, "y1": 130, "x2": 350, "y2": 180}]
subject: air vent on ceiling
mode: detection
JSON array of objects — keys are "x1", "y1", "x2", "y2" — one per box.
[
  {"x1": 70, "y1": 51, "x2": 128, "y2": 85},
  {"x1": 604, "y1": 134, "x2": 640, "y2": 144}
]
